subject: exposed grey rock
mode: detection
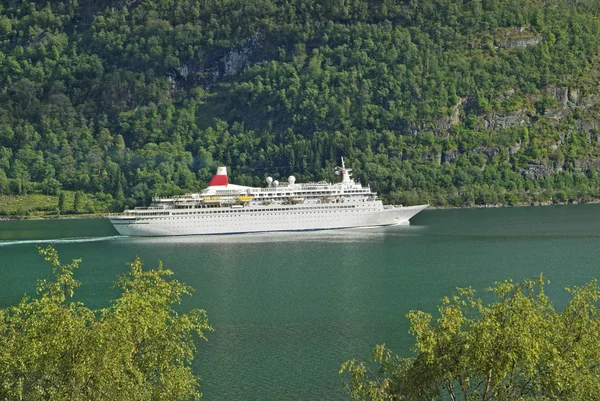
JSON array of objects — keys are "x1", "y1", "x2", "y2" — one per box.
[
  {"x1": 168, "y1": 36, "x2": 262, "y2": 90},
  {"x1": 177, "y1": 64, "x2": 191, "y2": 79},
  {"x1": 499, "y1": 37, "x2": 542, "y2": 49},
  {"x1": 442, "y1": 150, "x2": 459, "y2": 163},
  {"x1": 388, "y1": 149, "x2": 401, "y2": 159},
  {"x1": 408, "y1": 119, "x2": 453, "y2": 137},
  {"x1": 223, "y1": 39, "x2": 256, "y2": 77},
  {"x1": 577, "y1": 119, "x2": 598, "y2": 131},
  {"x1": 449, "y1": 101, "x2": 461, "y2": 125},
  {"x1": 545, "y1": 85, "x2": 569, "y2": 107},
  {"x1": 396, "y1": 83, "x2": 600, "y2": 177},
  {"x1": 579, "y1": 95, "x2": 599, "y2": 109},
  {"x1": 420, "y1": 153, "x2": 442, "y2": 164},
  {"x1": 574, "y1": 158, "x2": 588, "y2": 170},
  {"x1": 478, "y1": 146, "x2": 500, "y2": 160},
  {"x1": 433, "y1": 118, "x2": 453, "y2": 132},
  {"x1": 566, "y1": 157, "x2": 600, "y2": 171},
  {"x1": 476, "y1": 110, "x2": 527, "y2": 131},
  {"x1": 568, "y1": 87, "x2": 580, "y2": 104},
  {"x1": 520, "y1": 161, "x2": 551, "y2": 180},
  {"x1": 544, "y1": 108, "x2": 568, "y2": 121},
  {"x1": 167, "y1": 75, "x2": 176, "y2": 87},
  {"x1": 589, "y1": 121, "x2": 600, "y2": 132},
  {"x1": 509, "y1": 142, "x2": 522, "y2": 155}
]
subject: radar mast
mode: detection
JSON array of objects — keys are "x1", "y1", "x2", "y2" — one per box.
[{"x1": 336, "y1": 157, "x2": 353, "y2": 184}]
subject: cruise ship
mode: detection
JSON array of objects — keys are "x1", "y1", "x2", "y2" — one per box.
[{"x1": 108, "y1": 159, "x2": 428, "y2": 236}]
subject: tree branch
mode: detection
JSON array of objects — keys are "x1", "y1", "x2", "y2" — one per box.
[
  {"x1": 482, "y1": 368, "x2": 492, "y2": 401},
  {"x1": 446, "y1": 381, "x2": 457, "y2": 401}
]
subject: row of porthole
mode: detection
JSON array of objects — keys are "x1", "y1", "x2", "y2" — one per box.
[
  {"x1": 146, "y1": 209, "x2": 376, "y2": 220},
  {"x1": 152, "y1": 212, "x2": 361, "y2": 223},
  {"x1": 138, "y1": 209, "x2": 384, "y2": 223},
  {"x1": 150, "y1": 212, "x2": 362, "y2": 224},
  {"x1": 168, "y1": 206, "x2": 359, "y2": 215},
  {"x1": 154, "y1": 212, "x2": 365, "y2": 221}
]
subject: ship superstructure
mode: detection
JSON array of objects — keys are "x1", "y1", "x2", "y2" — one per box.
[{"x1": 109, "y1": 158, "x2": 428, "y2": 236}]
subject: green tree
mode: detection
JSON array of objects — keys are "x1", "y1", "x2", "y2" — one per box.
[
  {"x1": 0, "y1": 169, "x2": 8, "y2": 195},
  {"x1": 341, "y1": 275, "x2": 600, "y2": 400},
  {"x1": 73, "y1": 190, "x2": 82, "y2": 213},
  {"x1": 0, "y1": 246, "x2": 212, "y2": 401},
  {"x1": 57, "y1": 191, "x2": 65, "y2": 214}
]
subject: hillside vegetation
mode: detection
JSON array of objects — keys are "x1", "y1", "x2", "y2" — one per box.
[{"x1": 2, "y1": 0, "x2": 600, "y2": 211}]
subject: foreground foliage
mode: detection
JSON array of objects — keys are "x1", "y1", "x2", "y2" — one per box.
[
  {"x1": 0, "y1": 246, "x2": 211, "y2": 400},
  {"x1": 341, "y1": 276, "x2": 600, "y2": 400}
]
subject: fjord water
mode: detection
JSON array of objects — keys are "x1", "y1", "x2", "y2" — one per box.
[{"x1": 1, "y1": 205, "x2": 600, "y2": 400}]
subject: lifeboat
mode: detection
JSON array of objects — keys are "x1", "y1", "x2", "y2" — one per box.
[
  {"x1": 203, "y1": 196, "x2": 221, "y2": 204},
  {"x1": 288, "y1": 196, "x2": 305, "y2": 204},
  {"x1": 236, "y1": 196, "x2": 253, "y2": 202}
]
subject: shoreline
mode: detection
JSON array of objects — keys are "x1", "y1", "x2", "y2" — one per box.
[
  {"x1": 427, "y1": 199, "x2": 600, "y2": 210},
  {"x1": 0, "y1": 214, "x2": 108, "y2": 222},
  {"x1": 2, "y1": 199, "x2": 600, "y2": 221}
]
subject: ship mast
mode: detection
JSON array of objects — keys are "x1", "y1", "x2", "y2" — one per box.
[{"x1": 339, "y1": 157, "x2": 352, "y2": 184}]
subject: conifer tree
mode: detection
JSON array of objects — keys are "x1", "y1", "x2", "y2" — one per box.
[
  {"x1": 73, "y1": 190, "x2": 82, "y2": 213},
  {"x1": 57, "y1": 191, "x2": 65, "y2": 214}
]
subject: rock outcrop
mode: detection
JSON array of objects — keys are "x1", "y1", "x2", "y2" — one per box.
[{"x1": 399, "y1": 81, "x2": 600, "y2": 178}]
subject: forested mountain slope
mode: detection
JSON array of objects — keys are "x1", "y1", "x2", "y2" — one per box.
[{"x1": 2, "y1": 0, "x2": 600, "y2": 211}]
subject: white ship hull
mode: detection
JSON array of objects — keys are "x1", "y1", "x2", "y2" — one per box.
[
  {"x1": 109, "y1": 203, "x2": 428, "y2": 237},
  {"x1": 109, "y1": 159, "x2": 428, "y2": 237}
]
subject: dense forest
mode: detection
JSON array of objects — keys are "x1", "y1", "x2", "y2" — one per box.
[{"x1": 2, "y1": 0, "x2": 600, "y2": 213}]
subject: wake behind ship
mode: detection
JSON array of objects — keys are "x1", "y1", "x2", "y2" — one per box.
[{"x1": 108, "y1": 159, "x2": 428, "y2": 236}]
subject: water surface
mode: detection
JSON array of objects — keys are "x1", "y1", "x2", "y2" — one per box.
[{"x1": 1, "y1": 205, "x2": 599, "y2": 400}]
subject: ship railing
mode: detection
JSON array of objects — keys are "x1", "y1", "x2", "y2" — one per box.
[
  {"x1": 105, "y1": 211, "x2": 140, "y2": 217},
  {"x1": 138, "y1": 205, "x2": 170, "y2": 210}
]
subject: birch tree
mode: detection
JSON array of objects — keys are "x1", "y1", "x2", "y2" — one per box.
[
  {"x1": 341, "y1": 275, "x2": 600, "y2": 400},
  {"x1": 0, "y1": 246, "x2": 211, "y2": 401}
]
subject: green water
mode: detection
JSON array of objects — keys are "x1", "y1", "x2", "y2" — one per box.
[{"x1": 1, "y1": 205, "x2": 600, "y2": 400}]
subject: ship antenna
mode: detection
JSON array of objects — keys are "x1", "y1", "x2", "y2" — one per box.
[
  {"x1": 340, "y1": 157, "x2": 352, "y2": 184},
  {"x1": 334, "y1": 157, "x2": 353, "y2": 184}
]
